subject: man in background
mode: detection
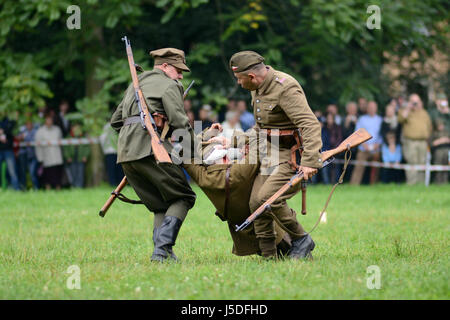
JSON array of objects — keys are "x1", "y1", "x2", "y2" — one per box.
[
  {"x1": 398, "y1": 93, "x2": 432, "y2": 184},
  {"x1": 350, "y1": 100, "x2": 383, "y2": 185}
]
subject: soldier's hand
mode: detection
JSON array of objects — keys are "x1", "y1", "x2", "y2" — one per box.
[
  {"x1": 210, "y1": 123, "x2": 223, "y2": 132},
  {"x1": 299, "y1": 166, "x2": 318, "y2": 180},
  {"x1": 208, "y1": 136, "x2": 231, "y2": 148}
]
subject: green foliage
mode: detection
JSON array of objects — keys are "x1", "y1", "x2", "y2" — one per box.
[
  {"x1": 66, "y1": 91, "x2": 110, "y2": 136},
  {"x1": 0, "y1": 53, "x2": 53, "y2": 114},
  {"x1": 0, "y1": 0, "x2": 447, "y2": 120}
]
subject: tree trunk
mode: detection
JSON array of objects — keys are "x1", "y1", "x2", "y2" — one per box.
[{"x1": 85, "y1": 26, "x2": 106, "y2": 187}]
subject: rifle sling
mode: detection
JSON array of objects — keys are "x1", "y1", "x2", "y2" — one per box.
[
  {"x1": 267, "y1": 147, "x2": 352, "y2": 238},
  {"x1": 112, "y1": 191, "x2": 143, "y2": 205}
]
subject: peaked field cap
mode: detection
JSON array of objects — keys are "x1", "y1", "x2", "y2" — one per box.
[
  {"x1": 229, "y1": 51, "x2": 264, "y2": 72},
  {"x1": 150, "y1": 47, "x2": 190, "y2": 72}
]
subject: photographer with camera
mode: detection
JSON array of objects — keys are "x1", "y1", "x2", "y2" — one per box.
[{"x1": 398, "y1": 93, "x2": 433, "y2": 185}]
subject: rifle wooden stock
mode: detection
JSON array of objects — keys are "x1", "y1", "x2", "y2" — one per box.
[
  {"x1": 122, "y1": 36, "x2": 172, "y2": 164},
  {"x1": 320, "y1": 127, "x2": 372, "y2": 163},
  {"x1": 235, "y1": 128, "x2": 372, "y2": 231},
  {"x1": 99, "y1": 177, "x2": 128, "y2": 217}
]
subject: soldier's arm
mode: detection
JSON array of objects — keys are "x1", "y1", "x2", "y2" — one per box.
[
  {"x1": 279, "y1": 83, "x2": 323, "y2": 168},
  {"x1": 111, "y1": 96, "x2": 125, "y2": 133},
  {"x1": 161, "y1": 84, "x2": 191, "y2": 130}
]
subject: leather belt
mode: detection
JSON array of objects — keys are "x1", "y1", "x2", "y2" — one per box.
[
  {"x1": 123, "y1": 116, "x2": 141, "y2": 126},
  {"x1": 259, "y1": 128, "x2": 296, "y2": 136}
]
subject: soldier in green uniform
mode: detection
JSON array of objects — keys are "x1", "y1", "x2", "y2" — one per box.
[
  {"x1": 229, "y1": 51, "x2": 323, "y2": 259},
  {"x1": 111, "y1": 48, "x2": 196, "y2": 262}
]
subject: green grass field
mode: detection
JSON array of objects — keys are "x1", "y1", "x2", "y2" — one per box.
[{"x1": 0, "y1": 183, "x2": 448, "y2": 300}]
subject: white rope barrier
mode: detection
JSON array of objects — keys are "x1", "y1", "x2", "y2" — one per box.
[
  {"x1": 15, "y1": 138, "x2": 100, "y2": 147},
  {"x1": 333, "y1": 159, "x2": 450, "y2": 171}
]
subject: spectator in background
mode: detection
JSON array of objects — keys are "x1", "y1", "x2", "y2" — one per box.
[
  {"x1": 429, "y1": 118, "x2": 449, "y2": 184},
  {"x1": 429, "y1": 93, "x2": 449, "y2": 133},
  {"x1": 350, "y1": 101, "x2": 383, "y2": 185},
  {"x1": 343, "y1": 101, "x2": 358, "y2": 138},
  {"x1": 100, "y1": 122, "x2": 124, "y2": 186},
  {"x1": 0, "y1": 114, "x2": 20, "y2": 190},
  {"x1": 183, "y1": 99, "x2": 192, "y2": 113},
  {"x1": 63, "y1": 122, "x2": 90, "y2": 188},
  {"x1": 184, "y1": 99, "x2": 195, "y2": 127},
  {"x1": 381, "y1": 131, "x2": 403, "y2": 183},
  {"x1": 322, "y1": 112, "x2": 343, "y2": 183},
  {"x1": 398, "y1": 93, "x2": 432, "y2": 185},
  {"x1": 54, "y1": 100, "x2": 71, "y2": 137},
  {"x1": 35, "y1": 113, "x2": 64, "y2": 190},
  {"x1": 357, "y1": 97, "x2": 368, "y2": 115},
  {"x1": 380, "y1": 101, "x2": 401, "y2": 144},
  {"x1": 16, "y1": 119, "x2": 40, "y2": 190},
  {"x1": 198, "y1": 104, "x2": 213, "y2": 130},
  {"x1": 318, "y1": 118, "x2": 330, "y2": 184},
  {"x1": 220, "y1": 111, "x2": 243, "y2": 140},
  {"x1": 236, "y1": 99, "x2": 255, "y2": 131},
  {"x1": 218, "y1": 99, "x2": 236, "y2": 123},
  {"x1": 326, "y1": 103, "x2": 342, "y2": 126},
  {"x1": 313, "y1": 109, "x2": 325, "y2": 124}
]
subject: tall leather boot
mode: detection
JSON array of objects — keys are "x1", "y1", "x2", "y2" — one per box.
[
  {"x1": 151, "y1": 215, "x2": 183, "y2": 262},
  {"x1": 288, "y1": 234, "x2": 315, "y2": 260}
]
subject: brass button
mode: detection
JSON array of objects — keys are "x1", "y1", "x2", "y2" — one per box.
[
  {"x1": 256, "y1": 100, "x2": 260, "y2": 103},
  {"x1": 257, "y1": 108, "x2": 260, "y2": 112},
  {"x1": 257, "y1": 117, "x2": 261, "y2": 121}
]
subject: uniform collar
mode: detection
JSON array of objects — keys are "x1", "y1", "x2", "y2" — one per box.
[
  {"x1": 256, "y1": 66, "x2": 274, "y2": 95},
  {"x1": 150, "y1": 68, "x2": 167, "y2": 77},
  {"x1": 149, "y1": 68, "x2": 181, "y2": 85}
]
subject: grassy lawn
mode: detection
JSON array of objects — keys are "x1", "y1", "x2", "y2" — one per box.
[{"x1": 0, "y1": 183, "x2": 448, "y2": 299}]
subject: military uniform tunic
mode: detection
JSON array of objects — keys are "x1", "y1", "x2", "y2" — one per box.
[
  {"x1": 111, "y1": 68, "x2": 196, "y2": 219},
  {"x1": 249, "y1": 66, "x2": 322, "y2": 257}
]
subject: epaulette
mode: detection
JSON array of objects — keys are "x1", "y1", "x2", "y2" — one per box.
[{"x1": 275, "y1": 76, "x2": 287, "y2": 84}]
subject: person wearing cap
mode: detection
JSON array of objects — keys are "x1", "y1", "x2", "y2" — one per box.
[
  {"x1": 111, "y1": 47, "x2": 196, "y2": 263},
  {"x1": 229, "y1": 51, "x2": 322, "y2": 260}
]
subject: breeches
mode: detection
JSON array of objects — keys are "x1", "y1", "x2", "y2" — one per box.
[
  {"x1": 249, "y1": 162, "x2": 305, "y2": 256},
  {"x1": 122, "y1": 155, "x2": 196, "y2": 221}
]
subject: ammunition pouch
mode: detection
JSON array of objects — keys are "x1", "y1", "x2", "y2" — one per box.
[
  {"x1": 260, "y1": 128, "x2": 303, "y2": 171},
  {"x1": 152, "y1": 112, "x2": 171, "y2": 140}
]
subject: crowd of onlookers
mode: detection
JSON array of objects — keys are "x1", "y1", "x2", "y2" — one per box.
[
  {"x1": 309, "y1": 93, "x2": 449, "y2": 185},
  {"x1": 0, "y1": 93, "x2": 448, "y2": 191},
  {"x1": 185, "y1": 93, "x2": 449, "y2": 186},
  {"x1": 0, "y1": 101, "x2": 124, "y2": 190}
]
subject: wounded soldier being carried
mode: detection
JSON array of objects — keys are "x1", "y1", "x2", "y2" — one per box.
[{"x1": 183, "y1": 124, "x2": 293, "y2": 257}]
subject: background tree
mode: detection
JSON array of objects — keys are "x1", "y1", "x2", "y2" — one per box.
[{"x1": 0, "y1": 0, "x2": 448, "y2": 185}]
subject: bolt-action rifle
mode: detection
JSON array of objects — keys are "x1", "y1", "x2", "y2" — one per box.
[
  {"x1": 99, "y1": 37, "x2": 194, "y2": 217},
  {"x1": 235, "y1": 128, "x2": 372, "y2": 232}
]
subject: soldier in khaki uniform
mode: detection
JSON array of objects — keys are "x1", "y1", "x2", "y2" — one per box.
[
  {"x1": 229, "y1": 51, "x2": 323, "y2": 259},
  {"x1": 111, "y1": 48, "x2": 196, "y2": 262},
  {"x1": 184, "y1": 128, "x2": 292, "y2": 256}
]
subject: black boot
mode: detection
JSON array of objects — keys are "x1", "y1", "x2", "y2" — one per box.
[
  {"x1": 288, "y1": 234, "x2": 315, "y2": 260},
  {"x1": 151, "y1": 216, "x2": 183, "y2": 262}
]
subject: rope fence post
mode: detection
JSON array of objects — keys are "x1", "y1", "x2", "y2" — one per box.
[{"x1": 425, "y1": 149, "x2": 431, "y2": 187}]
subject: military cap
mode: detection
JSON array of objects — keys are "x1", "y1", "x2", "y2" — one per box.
[
  {"x1": 150, "y1": 48, "x2": 190, "y2": 72},
  {"x1": 229, "y1": 51, "x2": 265, "y2": 73}
]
